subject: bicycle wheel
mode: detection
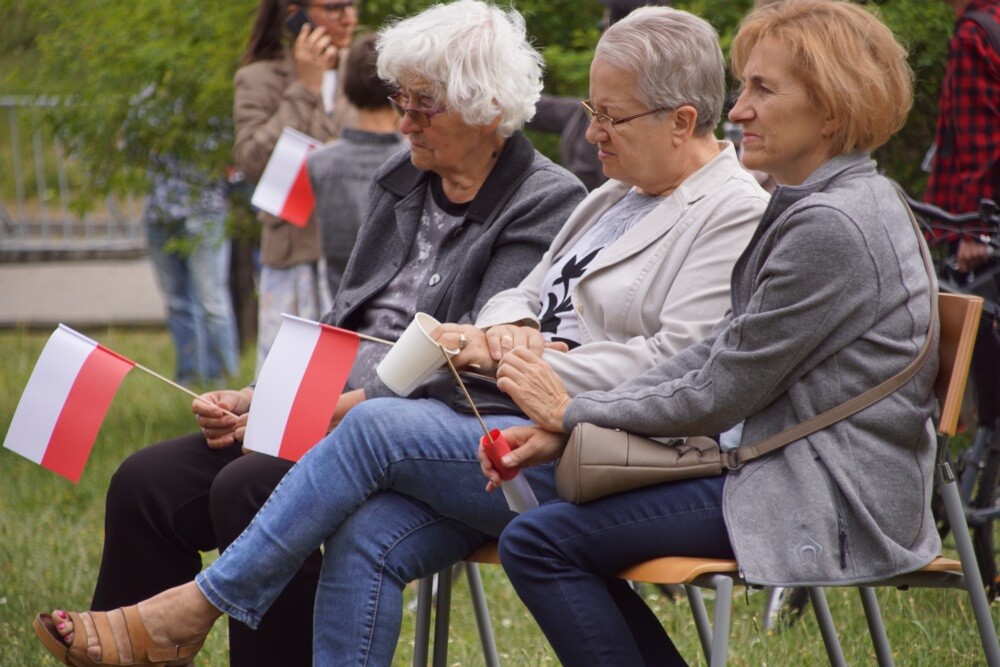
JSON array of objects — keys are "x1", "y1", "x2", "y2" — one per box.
[
  {"x1": 763, "y1": 586, "x2": 809, "y2": 630},
  {"x1": 971, "y1": 430, "x2": 1000, "y2": 600}
]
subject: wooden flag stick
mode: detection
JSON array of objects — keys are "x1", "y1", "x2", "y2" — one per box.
[
  {"x1": 133, "y1": 363, "x2": 241, "y2": 419},
  {"x1": 357, "y1": 332, "x2": 395, "y2": 346},
  {"x1": 131, "y1": 325, "x2": 391, "y2": 421},
  {"x1": 439, "y1": 347, "x2": 494, "y2": 444}
]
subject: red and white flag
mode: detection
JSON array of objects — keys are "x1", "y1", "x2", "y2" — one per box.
[
  {"x1": 250, "y1": 127, "x2": 319, "y2": 227},
  {"x1": 3, "y1": 325, "x2": 135, "y2": 482},
  {"x1": 243, "y1": 315, "x2": 360, "y2": 462}
]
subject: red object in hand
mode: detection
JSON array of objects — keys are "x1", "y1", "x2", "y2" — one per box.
[{"x1": 481, "y1": 428, "x2": 519, "y2": 481}]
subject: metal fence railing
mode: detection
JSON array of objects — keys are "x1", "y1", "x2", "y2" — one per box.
[{"x1": 0, "y1": 96, "x2": 143, "y2": 258}]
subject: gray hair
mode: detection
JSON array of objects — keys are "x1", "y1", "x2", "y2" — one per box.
[
  {"x1": 376, "y1": 0, "x2": 544, "y2": 137},
  {"x1": 597, "y1": 7, "x2": 725, "y2": 136}
]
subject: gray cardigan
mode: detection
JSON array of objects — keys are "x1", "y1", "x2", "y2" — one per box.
[
  {"x1": 566, "y1": 154, "x2": 941, "y2": 586},
  {"x1": 324, "y1": 131, "x2": 587, "y2": 399}
]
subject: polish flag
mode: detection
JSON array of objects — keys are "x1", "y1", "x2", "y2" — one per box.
[
  {"x1": 250, "y1": 127, "x2": 319, "y2": 227},
  {"x1": 3, "y1": 325, "x2": 135, "y2": 482},
  {"x1": 243, "y1": 315, "x2": 360, "y2": 461}
]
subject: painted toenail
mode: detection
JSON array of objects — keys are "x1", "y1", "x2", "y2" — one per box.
[
  {"x1": 57, "y1": 611, "x2": 67, "y2": 619},
  {"x1": 57, "y1": 623, "x2": 65, "y2": 631}
]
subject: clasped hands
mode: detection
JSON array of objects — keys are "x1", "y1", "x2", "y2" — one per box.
[
  {"x1": 192, "y1": 386, "x2": 366, "y2": 451},
  {"x1": 193, "y1": 387, "x2": 254, "y2": 449},
  {"x1": 430, "y1": 323, "x2": 574, "y2": 493}
]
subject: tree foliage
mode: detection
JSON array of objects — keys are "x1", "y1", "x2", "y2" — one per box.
[{"x1": 1, "y1": 0, "x2": 955, "y2": 198}]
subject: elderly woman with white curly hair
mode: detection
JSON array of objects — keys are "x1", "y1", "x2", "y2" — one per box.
[
  {"x1": 33, "y1": 3, "x2": 771, "y2": 666},
  {"x1": 31, "y1": 2, "x2": 587, "y2": 666}
]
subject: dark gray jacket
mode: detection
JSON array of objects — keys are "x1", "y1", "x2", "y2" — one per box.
[
  {"x1": 324, "y1": 131, "x2": 587, "y2": 399},
  {"x1": 566, "y1": 154, "x2": 941, "y2": 585}
]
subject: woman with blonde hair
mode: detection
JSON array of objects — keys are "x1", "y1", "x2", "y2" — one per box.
[{"x1": 489, "y1": 2, "x2": 937, "y2": 664}]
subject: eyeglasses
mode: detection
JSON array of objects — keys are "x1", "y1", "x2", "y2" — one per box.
[
  {"x1": 581, "y1": 99, "x2": 671, "y2": 127},
  {"x1": 307, "y1": 1, "x2": 356, "y2": 20},
  {"x1": 387, "y1": 93, "x2": 448, "y2": 128}
]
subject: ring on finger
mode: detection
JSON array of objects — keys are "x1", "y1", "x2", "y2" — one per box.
[{"x1": 458, "y1": 333, "x2": 468, "y2": 350}]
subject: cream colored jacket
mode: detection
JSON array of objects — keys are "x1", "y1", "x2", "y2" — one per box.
[{"x1": 475, "y1": 143, "x2": 768, "y2": 396}]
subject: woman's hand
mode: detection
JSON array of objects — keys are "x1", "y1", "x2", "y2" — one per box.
[
  {"x1": 430, "y1": 324, "x2": 494, "y2": 373},
  {"x1": 478, "y1": 425, "x2": 568, "y2": 492},
  {"x1": 484, "y1": 324, "x2": 550, "y2": 362},
  {"x1": 194, "y1": 387, "x2": 253, "y2": 449},
  {"x1": 496, "y1": 347, "x2": 572, "y2": 432},
  {"x1": 957, "y1": 238, "x2": 991, "y2": 272},
  {"x1": 292, "y1": 24, "x2": 338, "y2": 94}
]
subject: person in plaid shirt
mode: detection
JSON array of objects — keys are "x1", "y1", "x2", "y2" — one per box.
[
  {"x1": 925, "y1": 0, "x2": 1000, "y2": 271},
  {"x1": 927, "y1": 0, "x2": 1000, "y2": 474}
]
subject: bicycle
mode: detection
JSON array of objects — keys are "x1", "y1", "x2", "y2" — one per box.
[
  {"x1": 906, "y1": 190, "x2": 1000, "y2": 600},
  {"x1": 763, "y1": 189, "x2": 1000, "y2": 630}
]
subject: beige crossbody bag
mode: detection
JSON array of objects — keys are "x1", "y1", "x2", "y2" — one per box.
[{"x1": 555, "y1": 194, "x2": 937, "y2": 504}]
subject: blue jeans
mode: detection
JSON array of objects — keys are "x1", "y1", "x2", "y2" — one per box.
[
  {"x1": 194, "y1": 398, "x2": 558, "y2": 665},
  {"x1": 499, "y1": 475, "x2": 734, "y2": 666},
  {"x1": 146, "y1": 215, "x2": 239, "y2": 382}
]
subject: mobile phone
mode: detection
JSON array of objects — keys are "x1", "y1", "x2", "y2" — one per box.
[{"x1": 284, "y1": 8, "x2": 315, "y2": 36}]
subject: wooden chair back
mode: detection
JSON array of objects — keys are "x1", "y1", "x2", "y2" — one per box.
[{"x1": 935, "y1": 293, "x2": 983, "y2": 436}]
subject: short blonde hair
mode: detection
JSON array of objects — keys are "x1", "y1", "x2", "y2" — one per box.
[{"x1": 731, "y1": 0, "x2": 912, "y2": 154}]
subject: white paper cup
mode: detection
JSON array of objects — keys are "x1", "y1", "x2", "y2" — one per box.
[{"x1": 376, "y1": 312, "x2": 456, "y2": 396}]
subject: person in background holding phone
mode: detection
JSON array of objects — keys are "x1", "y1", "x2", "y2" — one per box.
[{"x1": 236, "y1": 0, "x2": 359, "y2": 375}]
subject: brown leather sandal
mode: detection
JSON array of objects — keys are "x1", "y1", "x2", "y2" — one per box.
[{"x1": 33, "y1": 607, "x2": 203, "y2": 666}]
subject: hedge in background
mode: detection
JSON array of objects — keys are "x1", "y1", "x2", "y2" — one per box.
[{"x1": 0, "y1": 0, "x2": 954, "y2": 199}]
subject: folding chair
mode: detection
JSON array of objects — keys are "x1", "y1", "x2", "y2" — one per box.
[
  {"x1": 836, "y1": 292, "x2": 1000, "y2": 667},
  {"x1": 621, "y1": 293, "x2": 998, "y2": 666},
  {"x1": 414, "y1": 293, "x2": 999, "y2": 666},
  {"x1": 412, "y1": 544, "x2": 500, "y2": 667}
]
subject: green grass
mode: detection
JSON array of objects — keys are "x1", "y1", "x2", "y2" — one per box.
[{"x1": 1, "y1": 327, "x2": 998, "y2": 665}]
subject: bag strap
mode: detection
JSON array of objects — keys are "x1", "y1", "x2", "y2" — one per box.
[
  {"x1": 965, "y1": 10, "x2": 1000, "y2": 57},
  {"x1": 728, "y1": 190, "x2": 939, "y2": 469},
  {"x1": 425, "y1": 163, "x2": 544, "y2": 318}
]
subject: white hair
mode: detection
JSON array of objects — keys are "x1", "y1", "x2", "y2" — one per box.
[
  {"x1": 597, "y1": 7, "x2": 725, "y2": 136},
  {"x1": 376, "y1": 0, "x2": 544, "y2": 137}
]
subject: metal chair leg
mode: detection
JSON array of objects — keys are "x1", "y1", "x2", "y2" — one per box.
[
  {"x1": 413, "y1": 576, "x2": 434, "y2": 667},
  {"x1": 939, "y1": 461, "x2": 1000, "y2": 667},
  {"x1": 431, "y1": 567, "x2": 454, "y2": 667},
  {"x1": 807, "y1": 587, "x2": 847, "y2": 667},
  {"x1": 465, "y1": 563, "x2": 500, "y2": 667},
  {"x1": 858, "y1": 586, "x2": 894, "y2": 667},
  {"x1": 707, "y1": 575, "x2": 733, "y2": 667},
  {"x1": 684, "y1": 585, "x2": 714, "y2": 662}
]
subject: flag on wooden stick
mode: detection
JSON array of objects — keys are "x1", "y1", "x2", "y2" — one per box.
[
  {"x1": 243, "y1": 315, "x2": 360, "y2": 461},
  {"x1": 3, "y1": 325, "x2": 135, "y2": 482},
  {"x1": 250, "y1": 127, "x2": 319, "y2": 227}
]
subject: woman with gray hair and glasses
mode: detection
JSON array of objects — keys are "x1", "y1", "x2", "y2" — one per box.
[{"x1": 34, "y1": 5, "x2": 767, "y2": 666}]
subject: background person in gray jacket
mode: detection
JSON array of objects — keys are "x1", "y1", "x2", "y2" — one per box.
[
  {"x1": 307, "y1": 33, "x2": 405, "y2": 301},
  {"x1": 491, "y1": 2, "x2": 939, "y2": 664}
]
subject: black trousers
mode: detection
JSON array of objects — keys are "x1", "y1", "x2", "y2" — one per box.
[{"x1": 91, "y1": 433, "x2": 319, "y2": 666}]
